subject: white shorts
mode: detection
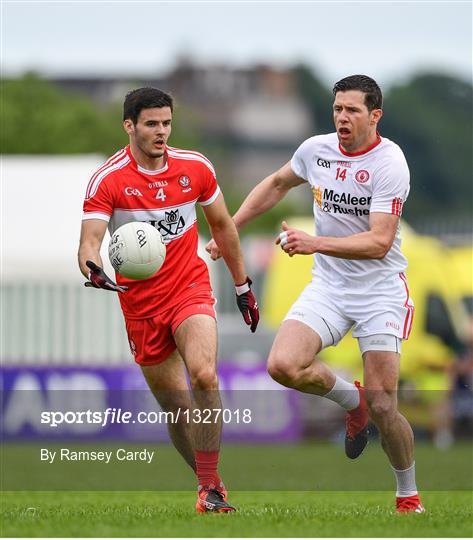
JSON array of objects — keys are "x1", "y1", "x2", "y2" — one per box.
[{"x1": 284, "y1": 272, "x2": 414, "y2": 353}]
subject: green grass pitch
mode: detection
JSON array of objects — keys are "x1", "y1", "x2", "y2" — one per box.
[
  {"x1": 2, "y1": 490, "x2": 472, "y2": 537},
  {"x1": 1, "y1": 442, "x2": 472, "y2": 536}
]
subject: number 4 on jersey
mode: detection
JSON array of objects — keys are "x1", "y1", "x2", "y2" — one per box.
[
  {"x1": 155, "y1": 188, "x2": 167, "y2": 201},
  {"x1": 336, "y1": 168, "x2": 347, "y2": 181}
]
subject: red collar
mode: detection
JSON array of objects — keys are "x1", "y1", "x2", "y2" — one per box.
[
  {"x1": 339, "y1": 133, "x2": 382, "y2": 157},
  {"x1": 125, "y1": 144, "x2": 136, "y2": 166}
]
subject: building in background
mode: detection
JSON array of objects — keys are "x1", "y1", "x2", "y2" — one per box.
[{"x1": 52, "y1": 60, "x2": 314, "y2": 187}]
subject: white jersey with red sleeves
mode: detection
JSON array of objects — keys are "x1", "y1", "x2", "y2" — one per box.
[
  {"x1": 83, "y1": 145, "x2": 220, "y2": 319},
  {"x1": 291, "y1": 132, "x2": 410, "y2": 284}
]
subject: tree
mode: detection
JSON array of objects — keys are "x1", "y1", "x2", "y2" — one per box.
[
  {"x1": 382, "y1": 74, "x2": 472, "y2": 223},
  {"x1": 292, "y1": 64, "x2": 333, "y2": 134},
  {"x1": 0, "y1": 74, "x2": 201, "y2": 155}
]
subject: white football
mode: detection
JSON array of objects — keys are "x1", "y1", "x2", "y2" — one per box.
[{"x1": 108, "y1": 222, "x2": 166, "y2": 280}]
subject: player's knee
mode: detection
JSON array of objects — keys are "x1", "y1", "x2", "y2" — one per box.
[
  {"x1": 267, "y1": 354, "x2": 298, "y2": 386},
  {"x1": 189, "y1": 366, "x2": 218, "y2": 391},
  {"x1": 366, "y1": 393, "x2": 396, "y2": 424}
]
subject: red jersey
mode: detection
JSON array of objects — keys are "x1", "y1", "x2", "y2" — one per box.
[{"x1": 82, "y1": 145, "x2": 220, "y2": 319}]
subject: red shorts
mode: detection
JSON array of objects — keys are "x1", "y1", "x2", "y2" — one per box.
[{"x1": 124, "y1": 292, "x2": 216, "y2": 366}]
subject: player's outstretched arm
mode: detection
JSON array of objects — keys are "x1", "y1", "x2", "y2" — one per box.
[
  {"x1": 205, "y1": 162, "x2": 304, "y2": 260},
  {"x1": 203, "y1": 194, "x2": 259, "y2": 332},
  {"x1": 232, "y1": 161, "x2": 305, "y2": 230},
  {"x1": 78, "y1": 219, "x2": 128, "y2": 292}
]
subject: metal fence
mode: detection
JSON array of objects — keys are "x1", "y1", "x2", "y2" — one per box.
[
  {"x1": 1, "y1": 283, "x2": 130, "y2": 365},
  {"x1": 1, "y1": 269, "x2": 272, "y2": 366}
]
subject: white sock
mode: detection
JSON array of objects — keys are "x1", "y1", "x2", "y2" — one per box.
[
  {"x1": 324, "y1": 375, "x2": 359, "y2": 410},
  {"x1": 392, "y1": 461, "x2": 418, "y2": 497}
]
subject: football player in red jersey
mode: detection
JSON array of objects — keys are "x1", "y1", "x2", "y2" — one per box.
[{"x1": 78, "y1": 87, "x2": 259, "y2": 512}]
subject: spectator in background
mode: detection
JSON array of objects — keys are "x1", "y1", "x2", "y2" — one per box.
[{"x1": 435, "y1": 317, "x2": 473, "y2": 448}]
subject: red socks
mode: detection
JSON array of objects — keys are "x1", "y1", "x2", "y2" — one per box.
[{"x1": 195, "y1": 450, "x2": 220, "y2": 488}]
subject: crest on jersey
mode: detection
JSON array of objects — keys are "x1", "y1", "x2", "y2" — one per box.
[
  {"x1": 355, "y1": 170, "x2": 370, "y2": 184},
  {"x1": 178, "y1": 175, "x2": 192, "y2": 192}
]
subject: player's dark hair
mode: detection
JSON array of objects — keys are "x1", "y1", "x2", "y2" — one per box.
[
  {"x1": 332, "y1": 75, "x2": 382, "y2": 111},
  {"x1": 123, "y1": 87, "x2": 174, "y2": 123}
]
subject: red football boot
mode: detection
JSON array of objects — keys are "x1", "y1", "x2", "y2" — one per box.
[
  {"x1": 345, "y1": 381, "x2": 369, "y2": 459},
  {"x1": 396, "y1": 494, "x2": 425, "y2": 513},
  {"x1": 196, "y1": 483, "x2": 235, "y2": 513}
]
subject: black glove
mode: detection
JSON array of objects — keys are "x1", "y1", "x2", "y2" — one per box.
[
  {"x1": 235, "y1": 277, "x2": 259, "y2": 333},
  {"x1": 84, "y1": 260, "x2": 128, "y2": 293}
]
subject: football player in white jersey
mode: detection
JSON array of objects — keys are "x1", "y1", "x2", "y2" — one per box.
[{"x1": 206, "y1": 75, "x2": 424, "y2": 513}]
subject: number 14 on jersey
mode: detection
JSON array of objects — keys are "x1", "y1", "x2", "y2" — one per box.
[{"x1": 336, "y1": 168, "x2": 347, "y2": 181}]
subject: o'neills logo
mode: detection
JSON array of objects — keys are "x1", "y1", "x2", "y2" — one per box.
[{"x1": 355, "y1": 170, "x2": 370, "y2": 184}]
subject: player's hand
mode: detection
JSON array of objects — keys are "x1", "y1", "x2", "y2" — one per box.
[
  {"x1": 84, "y1": 260, "x2": 128, "y2": 293},
  {"x1": 205, "y1": 238, "x2": 222, "y2": 260},
  {"x1": 235, "y1": 277, "x2": 259, "y2": 333},
  {"x1": 276, "y1": 221, "x2": 317, "y2": 257}
]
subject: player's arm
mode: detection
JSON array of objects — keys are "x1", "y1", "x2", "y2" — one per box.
[
  {"x1": 78, "y1": 219, "x2": 107, "y2": 277},
  {"x1": 202, "y1": 194, "x2": 259, "y2": 332},
  {"x1": 78, "y1": 219, "x2": 127, "y2": 292},
  {"x1": 232, "y1": 161, "x2": 305, "y2": 230},
  {"x1": 206, "y1": 162, "x2": 304, "y2": 259},
  {"x1": 278, "y1": 212, "x2": 399, "y2": 259},
  {"x1": 203, "y1": 193, "x2": 247, "y2": 283}
]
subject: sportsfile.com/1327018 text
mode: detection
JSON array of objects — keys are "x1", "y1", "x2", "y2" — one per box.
[{"x1": 40, "y1": 408, "x2": 253, "y2": 428}]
